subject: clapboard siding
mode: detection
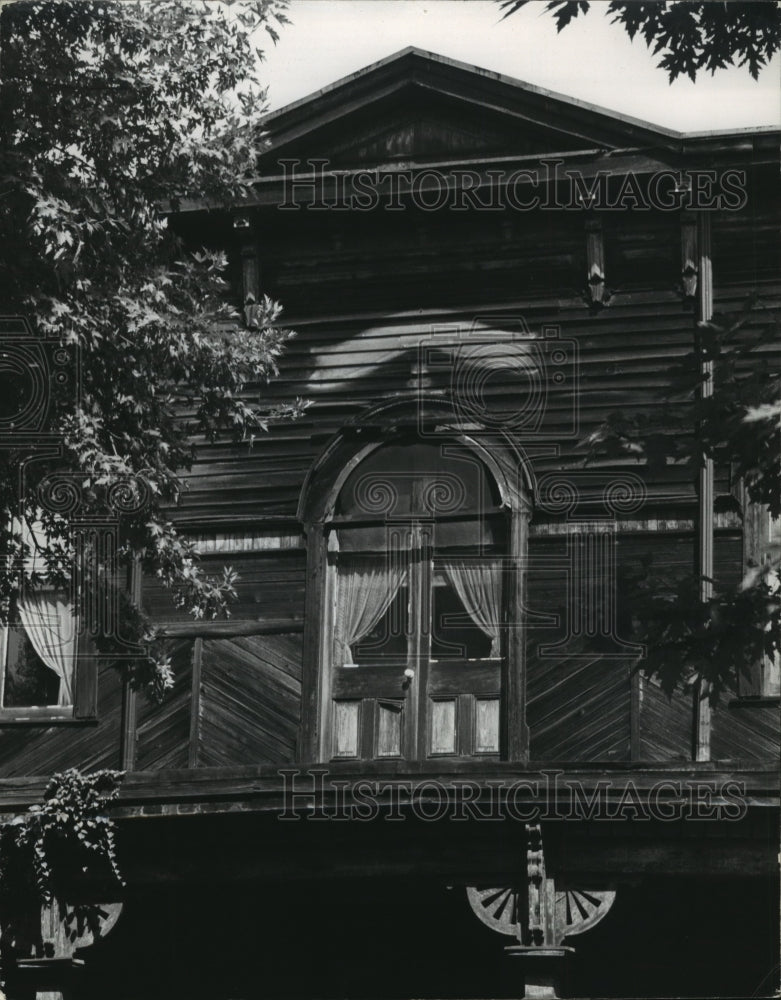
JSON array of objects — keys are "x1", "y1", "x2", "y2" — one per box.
[
  {"x1": 135, "y1": 638, "x2": 194, "y2": 771},
  {"x1": 169, "y1": 276, "x2": 780, "y2": 522},
  {"x1": 197, "y1": 634, "x2": 302, "y2": 767},
  {"x1": 142, "y1": 552, "x2": 306, "y2": 624},
  {"x1": 0, "y1": 663, "x2": 123, "y2": 777}
]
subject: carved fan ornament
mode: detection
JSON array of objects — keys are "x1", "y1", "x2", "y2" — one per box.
[{"x1": 466, "y1": 886, "x2": 615, "y2": 946}]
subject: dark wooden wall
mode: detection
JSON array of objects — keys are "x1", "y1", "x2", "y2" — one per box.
[
  {"x1": 174, "y1": 194, "x2": 780, "y2": 525},
  {"x1": 1, "y1": 171, "x2": 777, "y2": 779}
]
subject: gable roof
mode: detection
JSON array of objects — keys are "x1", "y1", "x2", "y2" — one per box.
[
  {"x1": 259, "y1": 46, "x2": 681, "y2": 167},
  {"x1": 171, "y1": 47, "x2": 778, "y2": 214}
]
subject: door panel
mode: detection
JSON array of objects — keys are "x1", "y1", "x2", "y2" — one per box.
[
  {"x1": 376, "y1": 700, "x2": 404, "y2": 757},
  {"x1": 333, "y1": 700, "x2": 361, "y2": 758},
  {"x1": 428, "y1": 660, "x2": 501, "y2": 697},
  {"x1": 430, "y1": 698, "x2": 458, "y2": 754},
  {"x1": 332, "y1": 663, "x2": 410, "y2": 700}
]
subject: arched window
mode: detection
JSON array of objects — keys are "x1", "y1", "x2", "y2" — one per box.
[{"x1": 304, "y1": 432, "x2": 529, "y2": 763}]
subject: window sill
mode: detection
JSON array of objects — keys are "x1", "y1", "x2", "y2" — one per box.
[
  {"x1": 727, "y1": 696, "x2": 780, "y2": 708},
  {"x1": 0, "y1": 709, "x2": 97, "y2": 726}
]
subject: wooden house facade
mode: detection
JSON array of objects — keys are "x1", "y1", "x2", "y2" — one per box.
[{"x1": 0, "y1": 49, "x2": 779, "y2": 999}]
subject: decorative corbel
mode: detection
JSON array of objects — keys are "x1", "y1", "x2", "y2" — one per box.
[
  {"x1": 466, "y1": 823, "x2": 615, "y2": 999},
  {"x1": 584, "y1": 217, "x2": 610, "y2": 309},
  {"x1": 235, "y1": 214, "x2": 262, "y2": 327},
  {"x1": 680, "y1": 211, "x2": 698, "y2": 300}
]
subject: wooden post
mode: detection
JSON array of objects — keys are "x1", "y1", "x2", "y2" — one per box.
[
  {"x1": 693, "y1": 210, "x2": 713, "y2": 761},
  {"x1": 119, "y1": 558, "x2": 141, "y2": 771},
  {"x1": 299, "y1": 522, "x2": 327, "y2": 762},
  {"x1": 187, "y1": 637, "x2": 203, "y2": 767},
  {"x1": 506, "y1": 507, "x2": 530, "y2": 762}
]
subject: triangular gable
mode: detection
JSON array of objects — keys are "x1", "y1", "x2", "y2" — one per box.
[{"x1": 259, "y1": 47, "x2": 679, "y2": 169}]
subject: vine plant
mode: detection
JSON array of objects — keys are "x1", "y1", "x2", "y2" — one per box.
[{"x1": 0, "y1": 767, "x2": 125, "y2": 969}]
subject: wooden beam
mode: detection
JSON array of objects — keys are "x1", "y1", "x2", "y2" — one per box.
[
  {"x1": 299, "y1": 522, "x2": 327, "y2": 762},
  {"x1": 693, "y1": 210, "x2": 714, "y2": 762},
  {"x1": 506, "y1": 508, "x2": 530, "y2": 762},
  {"x1": 158, "y1": 618, "x2": 304, "y2": 639},
  {"x1": 187, "y1": 638, "x2": 203, "y2": 768},
  {"x1": 119, "y1": 559, "x2": 141, "y2": 770}
]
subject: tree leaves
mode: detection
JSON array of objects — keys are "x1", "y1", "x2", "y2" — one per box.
[
  {"x1": 497, "y1": 1, "x2": 781, "y2": 82},
  {"x1": 0, "y1": 1, "x2": 294, "y2": 699}
]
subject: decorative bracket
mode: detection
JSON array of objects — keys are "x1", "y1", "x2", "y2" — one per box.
[
  {"x1": 584, "y1": 218, "x2": 610, "y2": 309},
  {"x1": 239, "y1": 221, "x2": 262, "y2": 328},
  {"x1": 466, "y1": 823, "x2": 615, "y2": 998},
  {"x1": 680, "y1": 211, "x2": 698, "y2": 299}
]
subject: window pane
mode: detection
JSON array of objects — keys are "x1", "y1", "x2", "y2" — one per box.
[
  {"x1": 2, "y1": 594, "x2": 74, "y2": 709},
  {"x1": 4, "y1": 625, "x2": 62, "y2": 707},
  {"x1": 431, "y1": 570, "x2": 495, "y2": 661},
  {"x1": 351, "y1": 586, "x2": 409, "y2": 663},
  {"x1": 337, "y1": 440, "x2": 499, "y2": 518}
]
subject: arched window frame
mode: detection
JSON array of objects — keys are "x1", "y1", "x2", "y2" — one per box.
[{"x1": 298, "y1": 399, "x2": 533, "y2": 764}]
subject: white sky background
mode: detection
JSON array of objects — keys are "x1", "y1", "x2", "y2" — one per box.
[{"x1": 255, "y1": 0, "x2": 781, "y2": 131}]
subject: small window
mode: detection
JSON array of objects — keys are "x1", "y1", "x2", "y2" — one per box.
[
  {"x1": 0, "y1": 517, "x2": 94, "y2": 721},
  {"x1": 0, "y1": 591, "x2": 76, "y2": 710},
  {"x1": 351, "y1": 584, "x2": 409, "y2": 665},
  {"x1": 431, "y1": 569, "x2": 495, "y2": 661}
]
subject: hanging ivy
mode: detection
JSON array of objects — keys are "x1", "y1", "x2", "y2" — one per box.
[{"x1": 0, "y1": 768, "x2": 125, "y2": 925}]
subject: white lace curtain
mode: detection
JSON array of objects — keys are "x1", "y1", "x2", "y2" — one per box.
[
  {"x1": 17, "y1": 594, "x2": 76, "y2": 706},
  {"x1": 443, "y1": 558, "x2": 503, "y2": 657},
  {"x1": 14, "y1": 519, "x2": 76, "y2": 707},
  {"x1": 335, "y1": 558, "x2": 406, "y2": 665}
]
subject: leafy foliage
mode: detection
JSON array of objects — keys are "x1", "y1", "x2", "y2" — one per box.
[
  {"x1": 0, "y1": 769, "x2": 124, "y2": 912},
  {"x1": 588, "y1": 298, "x2": 781, "y2": 700},
  {"x1": 498, "y1": 1, "x2": 781, "y2": 81},
  {"x1": 0, "y1": 1, "x2": 302, "y2": 697},
  {"x1": 620, "y1": 553, "x2": 780, "y2": 704}
]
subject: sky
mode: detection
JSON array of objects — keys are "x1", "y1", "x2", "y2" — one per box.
[{"x1": 255, "y1": 0, "x2": 781, "y2": 132}]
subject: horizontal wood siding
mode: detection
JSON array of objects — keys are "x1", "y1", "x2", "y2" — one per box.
[
  {"x1": 170, "y1": 284, "x2": 780, "y2": 524},
  {"x1": 142, "y1": 552, "x2": 306, "y2": 625},
  {"x1": 198, "y1": 634, "x2": 302, "y2": 767}
]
